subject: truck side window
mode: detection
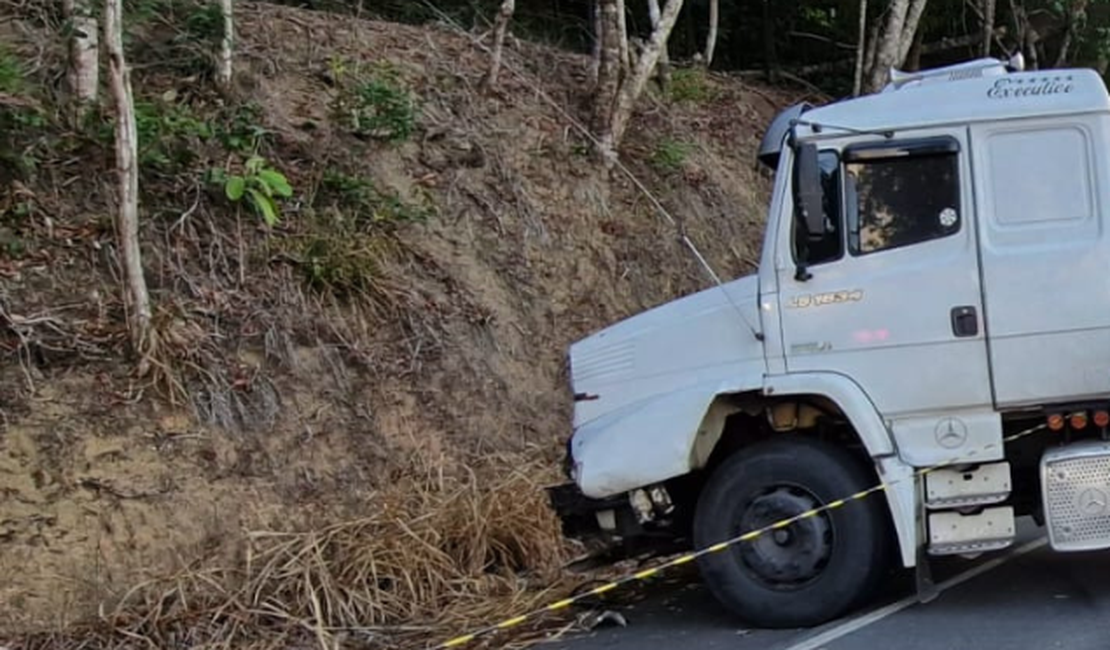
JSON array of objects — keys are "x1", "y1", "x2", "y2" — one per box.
[
  {"x1": 794, "y1": 150, "x2": 843, "y2": 266},
  {"x1": 846, "y1": 151, "x2": 960, "y2": 255}
]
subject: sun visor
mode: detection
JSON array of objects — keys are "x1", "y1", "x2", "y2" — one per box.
[{"x1": 758, "y1": 102, "x2": 810, "y2": 168}]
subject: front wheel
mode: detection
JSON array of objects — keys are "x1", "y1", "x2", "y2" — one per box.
[{"x1": 693, "y1": 436, "x2": 892, "y2": 628}]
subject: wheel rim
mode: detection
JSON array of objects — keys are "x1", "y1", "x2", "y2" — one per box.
[{"x1": 733, "y1": 484, "x2": 834, "y2": 590}]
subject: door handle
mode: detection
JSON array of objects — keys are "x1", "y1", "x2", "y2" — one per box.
[{"x1": 951, "y1": 306, "x2": 979, "y2": 338}]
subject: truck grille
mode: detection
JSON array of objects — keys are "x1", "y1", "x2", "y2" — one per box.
[{"x1": 1042, "y1": 442, "x2": 1110, "y2": 552}]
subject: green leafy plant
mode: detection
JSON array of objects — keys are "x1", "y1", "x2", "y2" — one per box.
[
  {"x1": 215, "y1": 103, "x2": 269, "y2": 154},
  {"x1": 668, "y1": 67, "x2": 715, "y2": 104},
  {"x1": 0, "y1": 44, "x2": 25, "y2": 94},
  {"x1": 210, "y1": 156, "x2": 293, "y2": 226},
  {"x1": 651, "y1": 139, "x2": 694, "y2": 172},
  {"x1": 318, "y1": 168, "x2": 432, "y2": 226},
  {"x1": 119, "y1": 98, "x2": 213, "y2": 170},
  {"x1": 333, "y1": 62, "x2": 419, "y2": 142}
]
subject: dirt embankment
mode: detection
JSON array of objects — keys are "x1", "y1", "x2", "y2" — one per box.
[{"x1": 0, "y1": 2, "x2": 805, "y2": 646}]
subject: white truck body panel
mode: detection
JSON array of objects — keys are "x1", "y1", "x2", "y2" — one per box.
[
  {"x1": 971, "y1": 114, "x2": 1110, "y2": 407},
  {"x1": 771, "y1": 127, "x2": 995, "y2": 416},
  {"x1": 568, "y1": 276, "x2": 765, "y2": 497}
]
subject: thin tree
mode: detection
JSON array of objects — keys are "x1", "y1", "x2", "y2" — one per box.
[
  {"x1": 63, "y1": 0, "x2": 98, "y2": 117},
  {"x1": 590, "y1": 0, "x2": 602, "y2": 84},
  {"x1": 595, "y1": 0, "x2": 622, "y2": 136},
  {"x1": 864, "y1": 0, "x2": 929, "y2": 93},
  {"x1": 105, "y1": 0, "x2": 151, "y2": 353},
  {"x1": 646, "y1": 0, "x2": 671, "y2": 90},
  {"x1": 704, "y1": 0, "x2": 719, "y2": 66},
  {"x1": 482, "y1": 0, "x2": 515, "y2": 89},
  {"x1": 981, "y1": 0, "x2": 996, "y2": 56},
  {"x1": 853, "y1": 0, "x2": 869, "y2": 96},
  {"x1": 896, "y1": 0, "x2": 928, "y2": 63},
  {"x1": 617, "y1": 0, "x2": 631, "y2": 72},
  {"x1": 596, "y1": 0, "x2": 685, "y2": 164},
  {"x1": 217, "y1": 0, "x2": 233, "y2": 88}
]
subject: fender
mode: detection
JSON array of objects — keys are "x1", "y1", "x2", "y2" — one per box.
[
  {"x1": 570, "y1": 371, "x2": 917, "y2": 568},
  {"x1": 765, "y1": 371, "x2": 916, "y2": 568},
  {"x1": 570, "y1": 379, "x2": 756, "y2": 499}
]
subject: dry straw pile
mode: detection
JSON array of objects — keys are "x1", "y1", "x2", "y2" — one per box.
[{"x1": 18, "y1": 454, "x2": 576, "y2": 650}]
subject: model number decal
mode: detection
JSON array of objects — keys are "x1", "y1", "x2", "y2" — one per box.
[{"x1": 788, "y1": 289, "x2": 863, "y2": 309}]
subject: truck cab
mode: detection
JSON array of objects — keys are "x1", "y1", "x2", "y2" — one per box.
[{"x1": 548, "y1": 56, "x2": 1110, "y2": 628}]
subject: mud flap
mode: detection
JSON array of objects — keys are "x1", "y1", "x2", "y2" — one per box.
[{"x1": 915, "y1": 475, "x2": 938, "y2": 603}]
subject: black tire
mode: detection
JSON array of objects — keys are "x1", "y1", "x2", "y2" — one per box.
[{"x1": 693, "y1": 436, "x2": 893, "y2": 628}]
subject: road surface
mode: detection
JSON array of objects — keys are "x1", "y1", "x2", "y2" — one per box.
[{"x1": 546, "y1": 518, "x2": 1110, "y2": 650}]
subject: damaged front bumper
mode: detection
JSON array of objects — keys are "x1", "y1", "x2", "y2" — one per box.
[
  {"x1": 545, "y1": 482, "x2": 641, "y2": 542},
  {"x1": 545, "y1": 479, "x2": 682, "y2": 563}
]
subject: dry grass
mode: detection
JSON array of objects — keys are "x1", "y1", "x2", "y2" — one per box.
[{"x1": 14, "y1": 453, "x2": 574, "y2": 650}]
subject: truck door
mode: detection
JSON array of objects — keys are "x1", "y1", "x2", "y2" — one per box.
[
  {"x1": 775, "y1": 129, "x2": 1000, "y2": 465},
  {"x1": 971, "y1": 116, "x2": 1110, "y2": 408}
]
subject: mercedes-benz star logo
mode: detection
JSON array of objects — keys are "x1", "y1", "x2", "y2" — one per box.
[
  {"x1": 1077, "y1": 487, "x2": 1108, "y2": 517},
  {"x1": 935, "y1": 418, "x2": 968, "y2": 449}
]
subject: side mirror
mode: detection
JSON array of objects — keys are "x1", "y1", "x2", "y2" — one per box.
[{"x1": 792, "y1": 143, "x2": 826, "y2": 239}]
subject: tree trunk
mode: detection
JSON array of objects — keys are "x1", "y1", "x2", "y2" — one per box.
[
  {"x1": 864, "y1": 6, "x2": 883, "y2": 75},
  {"x1": 704, "y1": 0, "x2": 719, "y2": 66},
  {"x1": 864, "y1": 0, "x2": 928, "y2": 93},
  {"x1": 980, "y1": 0, "x2": 996, "y2": 57},
  {"x1": 904, "y1": 24, "x2": 924, "y2": 70},
  {"x1": 482, "y1": 0, "x2": 515, "y2": 89},
  {"x1": 590, "y1": 0, "x2": 602, "y2": 84},
  {"x1": 617, "y1": 0, "x2": 631, "y2": 72},
  {"x1": 598, "y1": 0, "x2": 685, "y2": 164},
  {"x1": 1007, "y1": 0, "x2": 1026, "y2": 57},
  {"x1": 852, "y1": 0, "x2": 868, "y2": 96},
  {"x1": 63, "y1": 0, "x2": 98, "y2": 118},
  {"x1": 896, "y1": 0, "x2": 928, "y2": 64},
  {"x1": 217, "y1": 0, "x2": 233, "y2": 89},
  {"x1": 1027, "y1": 28, "x2": 1040, "y2": 69},
  {"x1": 866, "y1": 0, "x2": 908, "y2": 92},
  {"x1": 646, "y1": 0, "x2": 671, "y2": 90},
  {"x1": 594, "y1": 0, "x2": 622, "y2": 138},
  {"x1": 105, "y1": 0, "x2": 151, "y2": 354}
]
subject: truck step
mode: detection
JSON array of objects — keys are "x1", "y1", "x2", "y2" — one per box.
[
  {"x1": 925, "y1": 462, "x2": 1011, "y2": 509},
  {"x1": 927, "y1": 506, "x2": 1015, "y2": 556}
]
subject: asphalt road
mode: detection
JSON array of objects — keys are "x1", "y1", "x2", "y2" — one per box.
[{"x1": 547, "y1": 517, "x2": 1110, "y2": 650}]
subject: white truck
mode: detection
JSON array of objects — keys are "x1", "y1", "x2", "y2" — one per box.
[{"x1": 547, "y1": 55, "x2": 1110, "y2": 628}]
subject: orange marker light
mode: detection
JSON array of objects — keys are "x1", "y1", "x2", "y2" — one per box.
[
  {"x1": 1096, "y1": 411, "x2": 1110, "y2": 428},
  {"x1": 1048, "y1": 413, "x2": 1066, "y2": 431},
  {"x1": 1071, "y1": 412, "x2": 1089, "y2": 430}
]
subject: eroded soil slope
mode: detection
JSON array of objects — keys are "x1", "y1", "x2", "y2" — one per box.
[{"x1": 0, "y1": 1, "x2": 806, "y2": 645}]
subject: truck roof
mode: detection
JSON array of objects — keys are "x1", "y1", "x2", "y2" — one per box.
[{"x1": 763, "y1": 58, "x2": 1110, "y2": 159}]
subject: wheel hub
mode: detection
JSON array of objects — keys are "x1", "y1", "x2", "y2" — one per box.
[{"x1": 736, "y1": 486, "x2": 833, "y2": 589}]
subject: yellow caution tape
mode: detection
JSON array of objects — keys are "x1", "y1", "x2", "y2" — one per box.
[{"x1": 430, "y1": 423, "x2": 1047, "y2": 649}]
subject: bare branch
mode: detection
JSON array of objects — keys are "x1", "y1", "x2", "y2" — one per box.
[
  {"x1": 853, "y1": 0, "x2": 868, "y2": 96},
  {"x1": 705, "y1": 0, "x2": 719, "y2": 65},
  {"x1": 481, "y1": 0, "x2": 515, "y2": 90},
  {"x1": 105, "y1": 0, "x2": 152, "y2": 353},
  {"x1": 216, "y1": 0, "x2": 234, "y2": 88},
  {"x1": 63, "y1": 0, "x2": 98, "y2": 116}
]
